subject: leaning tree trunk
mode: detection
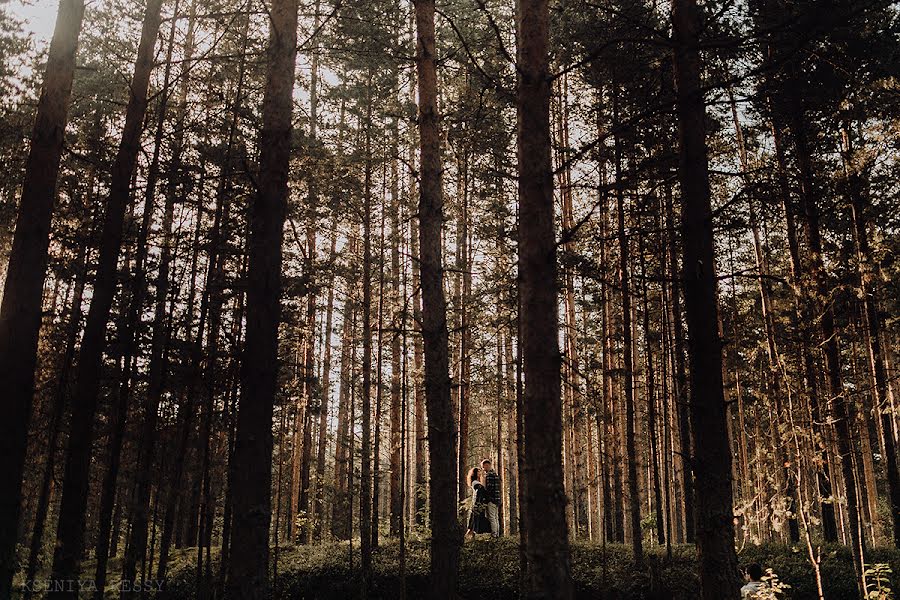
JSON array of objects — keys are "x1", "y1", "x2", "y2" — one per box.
[
  {"x1": 516, "y1": 0, "x2": 574, "y2": 597},
  {"x1": 225, "y1": 0, "x2": 298, "y2": 597},
  {"x1": 0, "y1": 2, "x2": 85, "y2": 594},
  {"x1": 414, "y1": 0, "x2": 461, "y2": 596},
  {"x1": 48, "y1": 3, "x2": 164, "y2": 596},
  {"x1": 671, "y1": 0, "x2": 741, "y2": 596},
  {"x1": 94, "y1": 9, "x2": 185, "y2": 595}
]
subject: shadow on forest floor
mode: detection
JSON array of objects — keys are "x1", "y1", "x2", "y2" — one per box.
[{"x1": 151, "y1": 537, "x2": 900, "y2": 599}]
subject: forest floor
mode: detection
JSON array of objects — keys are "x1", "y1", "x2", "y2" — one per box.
[{"x1": 151, "y1": 536, "x2": 899, "y2": 599}]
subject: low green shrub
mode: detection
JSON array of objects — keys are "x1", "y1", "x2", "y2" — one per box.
[{"x1": 159, "y1": 539, "x2": 899, "y2": 599}]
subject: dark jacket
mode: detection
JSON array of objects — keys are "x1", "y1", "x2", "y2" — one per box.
[{"x1": 467, "y1": 482, "x2": 491, "y2": 533}]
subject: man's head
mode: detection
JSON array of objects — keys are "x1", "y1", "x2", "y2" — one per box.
[
  {"x1": 745, "y1": 563, "x2": 763, "y2": 582},
  {"x1": 481, "y1": 459, "x2": 493, "y2": 471}
]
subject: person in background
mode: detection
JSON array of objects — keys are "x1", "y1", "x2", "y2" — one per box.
[
  {"x1": 741, "y1": 563, "x2": 765, "y2": 599},
  {"x1": 465, "y1": 467, "x2": 490, "y2": 539},
  {"x1": 481, "y1": 458, "x2": 501, "y2": 537}
]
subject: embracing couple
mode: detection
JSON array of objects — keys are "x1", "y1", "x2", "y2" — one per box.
[{"x1": 465, "y1": 458, "x2": 501, "y2": 539}]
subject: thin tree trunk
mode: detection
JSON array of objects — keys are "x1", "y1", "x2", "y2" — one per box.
[
  {"x1": 296, "y1": 0, "x2": 321, "y2": 543},
  {"x1": 373, "y1": 187, "x2": 386, "y2": 550},
  {"x1": 390, "y1": 120, "x2": 403, "y2": 537},
  {"x1": 95, "y1": 10, "x2": 184, "y2": 595},
  {"x1": 411, "y1": 206, "x2": 427, "y2": 528},
  {"x1": 791, "y1": 108, "x2": 865, "y2": 594},
  {"x1": 769, "y1": 111, "x2": 838, "y2": 542},
  {"x1": 639, "y1": 235, "x2": 665, "y2": 547},
  {"x1": 314, "y1": 228, "x2": 338, "y2": 541},
  {"x1": 613, "y1": 86, "x2": 643, "y2": 565},
  {"x1": 727, "y1": 86, "x2": 800, "y2": 543},
  {"x1": 842, "y1": 122, "x2": 900, "y2": 549},
  {"x1": 665, "y1": 184, "x2": 694, "y2": 544},
  {"x1": 332, "y1": 275, "x2": 356, "y2": 540},
  {"x1": 456, "y1": 152, "x2": 471, "y2": 506},
  {"x1": 557, "y1": 76, "x2": 588, "y2": 539},
  {"x1": 359, "y1": 78, "x2": 374, "y2": 595},
  {"x1": 505, "y1": 331, "x2": 519, "y2": 536}
]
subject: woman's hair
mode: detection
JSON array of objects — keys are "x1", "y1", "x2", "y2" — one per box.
[{"x1": 466, "y1": 467, "x2": 481, "y2": 487}]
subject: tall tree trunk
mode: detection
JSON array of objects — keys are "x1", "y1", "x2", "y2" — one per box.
[
  {"x1": 769, "y1": 111, "x2": 838, "y2": 542},
  {"x1": 791, "y1": 108, "x2": 865, "y2": 594},
  {"x1": 556, "y1": 76, "x2": 587, "y2": 539},
  {"x1": 23, "y1": 119, "x2": 100, "y2": 599},
  {"x1": 671, "y1": 0, "x2": 741, "y2": 596},
  {"x1": 314, "y1": 228, "x2": 338, "y2": 541},
  {"x1": 414, "y1": 0, "x2": 461, "y2": 595},
  {"x1": 225, "y1": 0, "x2": 298, "y2": 597},
  {"x1": 727, "y1": 88, "x2": 800, "y2": 543},
  {"x1": 613, "y1": 87, "x2": 643, "y2": 565},
  {"x1": 456, "y1": 153, "x2": 471, "y2": 505},
  {"x1": 296, "y1": 1, "x2": 321, "y2": 544},
  {"x1": 411, "y1": 202, "x2": 427, "y2": 528},
  {"x1": 95, "y1": 9, "x2": 185, "y2": 595},
  {"x1": 360, "y1": 80, "x2": 374, "y2": 594},
  {"x1": 516, "y1": 0, "x2": 573, "y2": 596},
  {"x1": 504, "y1": 332, "x2": 519, "y2": 535},
  {"x1": 372, "y1": 195, "x2": 386, "y2": 551},
  {"x1": 390, "y1": 120, "x2": 404, "y2": 538},
  {"x1": 665, "y1": 184, "x2": 694, "y2": 544},
  {"x1": 0, "y1": 2, "x2": 85, "y2": 593},
  {"x1": 332, "y1": 275, "x2": 356, "y2": 541},
  {"x1": 219, "y1": 254, "x2": 248, "y2": 596},
  {"x1": 639, "y1": 235, "x2": 665, "y2": 547},
  {"x1": 842, "y1": 122, "x2": 900, "y2": 549},
  {"x1": 48, "y1": 3, "x2": 164, "y2": 595}
]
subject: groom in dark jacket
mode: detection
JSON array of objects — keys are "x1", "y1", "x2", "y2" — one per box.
[{"x1": 481, "y1": 458, "x2": 501, "y2": 537}]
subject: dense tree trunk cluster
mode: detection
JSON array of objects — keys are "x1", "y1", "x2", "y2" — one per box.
[{"x1": 0, "y1": 0, "x2": 897, "y2": 598}]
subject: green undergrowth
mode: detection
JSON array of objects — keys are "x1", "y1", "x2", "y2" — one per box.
[{"x1": 156, "y1": 538, "x2": 900, "y2": 599}]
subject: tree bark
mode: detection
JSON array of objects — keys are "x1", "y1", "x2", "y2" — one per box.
[
  {"x1": 390, "y1": 120, "x2": 404, "y2": 537},
  {"x1": 360, "y1": 79, "x2": 374, "y2": 593},
  {"x1": 671, "y1": 0, "x2": 741, "y2": 595},
  {"x1": 516, "y1": 0, "x2": 573, "y2": 596},
  {"x1": 0, "y1": 2, "x2": 85, "y2": 593},
  {"x1": 665, "y1": 184, "x2": 694, "y2": 544},
  {"x1": 225, "y1": 0, "x2": 297, "y2": 597},
  {"x1": 414, "y1": 0, "x2": 462, "y2": 595}
]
